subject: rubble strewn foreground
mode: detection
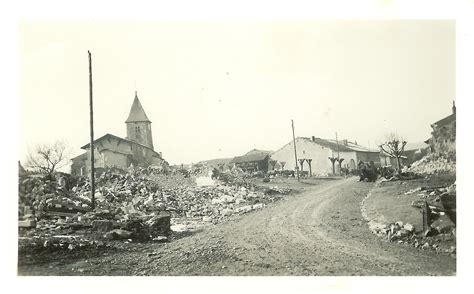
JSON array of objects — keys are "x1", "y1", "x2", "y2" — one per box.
[
  {"x1": 362, "y1": 152, "x2": 456, "y2": 256},
  {"x1": 18, "y1": 167, "x2": 291, "y2": 253}
]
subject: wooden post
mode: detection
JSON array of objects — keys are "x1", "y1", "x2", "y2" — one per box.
[
  {"x1": 291, "y1": 120, "x2": 300, "y2": 182},
  {"x1": 88, "y1": 51, "x2": 95, "y2": 210},
  {"x1": 422, "y1": 200, "x2": 431, "y2": 234},
  {"x1": 307, "y1": 159, "x2": 312, "y2": 177},
  {"x1": 329, "y1": 157, "x2": 337, "y2": 175}
]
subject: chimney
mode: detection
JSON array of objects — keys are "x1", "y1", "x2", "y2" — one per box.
[
  {"x1": 312, "y1": 136, "x2": 316, "y2": 142},
  {"x1": 452, "y1": 101, "x2": 456, "y2": 114},
  {"x1": 342, "y1": 139, "x2": 348, "y2": 146}
]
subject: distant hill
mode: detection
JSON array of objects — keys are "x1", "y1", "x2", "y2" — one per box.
[{"x1": 197, "y1": 158, "x2": 233, "y2": 167}]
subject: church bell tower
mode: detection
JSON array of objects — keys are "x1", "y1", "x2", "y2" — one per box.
[{"x1": 125, "y1": 91, "x2": 154, "y2": 149}]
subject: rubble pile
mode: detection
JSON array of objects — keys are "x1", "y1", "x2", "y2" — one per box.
[
  {"x1": 18, "y1": 174, "x2": 90, "y2": 228},
  {"x1": 399, "y1": 182, "x2": 456, "y2": 254},
  {"x1": 379, "y1": 171, "x2": 420, "y2": 182},
  {"x1": 19, "y1": 167, "x2": 291, "y2": 249},
  {"x1": 409, "y1": 182, "x2": 456, "y2": 227},
  {"x1": 375, "y1": 221, "x2": 416, "y2": 242},
  {"x1": 408, "y1": 153, "x2": 456, "y2": 175},
  {"x1": 374, "y1": 220, "x2": 456, "y2": 254},
  {"x1": 211, "y1": 168, "x2": 255, "y2": 189},
  {"x1": 73, "y1": 167, "x2": 282, "y2": 221}
]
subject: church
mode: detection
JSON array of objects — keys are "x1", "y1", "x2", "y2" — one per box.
[{"x1": 70, "y1": 92, "x2": 167, "y2": 176}]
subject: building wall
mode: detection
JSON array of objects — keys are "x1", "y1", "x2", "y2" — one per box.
[
  {"x1": 355, "y1": 152, "x2": 383, "y2": 167},
  {"x1": 126, "y1": 122, "x2": 154, "y2": 149},
  {"x1": 432, "y1": 120, "x2": 456, "y2": 154},
  {"x1": 78, "y1": 135, "x2": 164, "y2": 174},
  {"x1": 337, "y1": 151, "x2": 358, "y2": 172},
  {"x1": 102, "y1": 150, "x2": 129, "y2": 169},
  {"x1": 380, "y1": 154, "x2": 393, "y2": 167},
  {"x1": 70, "y1": 154, "x2": 87, "y2": 176},
  {"x1": 271, "y1": 138, "x2": 334, "y2": 176}
]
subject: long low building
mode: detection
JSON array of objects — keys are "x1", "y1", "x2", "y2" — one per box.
[{"x1": 271, "y1": 136, "x2": 384, "y2": 176}]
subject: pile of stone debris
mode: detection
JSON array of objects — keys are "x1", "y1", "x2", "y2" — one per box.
[
  {"x1": 408, "y1": 182, "x2": 456, "y2": 233},
  {"x1": 18, "y1": 174, "x2": 88, "y2": 228},
  {"x1": 374, "y1": 220, "x2": 456, "y2": 255},
  {"x1": 408, "y1": 152, "x2": 456, "y2": 175},
  {"x1": 381, "y1": 182, "x2": 456, "y2": 255},
  {"x1": 18, "y1": 167, "x2": 290, "y2": 251},
  {"x1": 365, "y1": 178, "x2": 456, "y2": 255}
]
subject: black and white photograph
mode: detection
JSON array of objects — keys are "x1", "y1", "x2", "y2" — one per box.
[{"x1": 3, "y1": 0, "x2": 474, "y2": 293}]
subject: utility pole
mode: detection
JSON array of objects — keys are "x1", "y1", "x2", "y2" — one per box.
[
  {"x1": 88, "y1": 50, "x2": 95, "y2": 209},
  {"x1": 291, "y1": 119, "x2": 300, "y2": 182}
]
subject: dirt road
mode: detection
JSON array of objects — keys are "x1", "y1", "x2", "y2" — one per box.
[{"x1": 19, "y1": 178, "x2": 455, "y2": 276}]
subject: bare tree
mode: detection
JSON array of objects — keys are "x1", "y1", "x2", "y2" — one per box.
[
  {"x1": 379, "y1": 133, "x2": 407, "y2": 172},
  {"x1": 26, "y1": 141, "x2": 71, "y2": 176}
]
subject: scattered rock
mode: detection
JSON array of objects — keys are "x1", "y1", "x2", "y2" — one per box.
[
  {"x1": 252, "y1": 203, "x2": 264, "y2": 210},
  {"x1": 104, "y1": 229, "x2": 133, "y2": 240},
  {"x1": 221, "y1": 208, "x2": 233, "y2": 216},
  {"x1": 403, "y1": 223, "x2": 415, "y2": 232}
]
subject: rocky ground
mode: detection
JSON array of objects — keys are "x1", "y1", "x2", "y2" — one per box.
[{"x1": 18, "y1": 177, "x2": 455, "y2": 276}]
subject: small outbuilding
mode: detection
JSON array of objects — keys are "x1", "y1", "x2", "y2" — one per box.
[{"x1": 231, "y1": 150, "x2": 272, "y2": 173}]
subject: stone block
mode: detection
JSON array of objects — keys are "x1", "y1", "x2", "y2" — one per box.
[{"x1": 18, "y1": 219, "x2": 36, "y2": 228}]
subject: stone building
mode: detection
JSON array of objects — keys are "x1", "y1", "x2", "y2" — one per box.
[
  {"x1": 70, "y1": 92, "x2": 167, "y2": 176},
  {"x1": 271, "y1": 136, "x2": 383, "y2": 176},
  {"x1": 425, "y1": 102, "x2": 456, "y2": 154}
]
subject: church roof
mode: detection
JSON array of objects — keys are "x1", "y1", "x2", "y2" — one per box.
[
  {"x1": 125, "y1": 92, "x2": 151, "y2": 123},
  {"x1": 81, "y1": 133, "x2": 161, "y2": 158}
]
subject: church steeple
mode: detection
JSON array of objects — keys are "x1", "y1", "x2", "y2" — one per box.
[
  {"x1": 125, "y1": 91, "x2": 151, "y2": 123},
  {"x1": 125, "y1": 91, "x2": 154, "y2": 149}
]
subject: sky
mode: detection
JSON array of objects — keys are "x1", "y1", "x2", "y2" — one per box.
[{"x1": 19, "y1": 20, "x2": 455, "y2": 166}]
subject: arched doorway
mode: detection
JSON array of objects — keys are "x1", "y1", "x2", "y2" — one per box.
[{"x1": 349, "y1": 159, "x2": 356, "y2": 170}]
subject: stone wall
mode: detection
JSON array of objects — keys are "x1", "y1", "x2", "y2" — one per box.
[
  {"x1": 271, "y1": 138, "x2": 335, "y2": 176},
  {"x1": 74, "y1": 135, "x2": 164, "y2": 175},
  {"x1": 432, "y1": 120, "x2": 456, "y2": 154}
]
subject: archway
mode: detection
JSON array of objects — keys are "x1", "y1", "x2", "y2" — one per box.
[{"x1": 349, "y1": 159, "x2": 356, "y2": 170}]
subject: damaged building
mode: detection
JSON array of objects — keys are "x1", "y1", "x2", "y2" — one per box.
[
  {"x1": 230, "y1": 149, "x2": 273, "y2": 173},
  {"x1": 70, "y1": 92, "x2": 167, "y2": 176},
  {"x1": 425, "y1": 102, "x2": 456, "y2": 154}
]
